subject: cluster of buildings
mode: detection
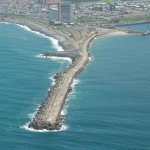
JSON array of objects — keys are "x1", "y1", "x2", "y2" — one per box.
[
  {"x1": 49, "y1": 2, "x2": 72, "y2": 24},
  {"x1": 75, "y1": 1, "x2": 150, "y2": 24},
  {"x1": 0, "y1": 0, "x2": 72, "y2": 24},
  {"x1": 0, "y1": 0, "x2": 150, "y2": 26}
]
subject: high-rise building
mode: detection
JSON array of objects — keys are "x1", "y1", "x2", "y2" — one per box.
[
  {"x1": 58, "y1": 2, "x2": 72, "y2": 23},
  {"x1": 49, "y1": 8, "x2": 59, "y2": 21}
]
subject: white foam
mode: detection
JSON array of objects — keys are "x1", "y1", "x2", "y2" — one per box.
[
  {"x1": 28, "y1": 113, "x2": 35, "y2": 119},
  {"x1": 71, "y1": 78, "x2": 80, "y2": 89},
  {"x1": 15, "y1": 24, "x2": 64, "y2": 52},
  {"x1": 35, "y1": 54, "x2": 46, "y2": 58},
  {"x1": 49, "y1": 37, "x2": 64, "y2": 52},
  {"x1": 48, "y1": 74, "x2": 56, "y2": 86},
  {"x1": 16, "y1": 24, "x2": 32, "y2": 32},
  {"x1": 61, "y1": 104, "x2": 68, "y2": 116},
  {"x1": 89, "y1": 56, "x2": 91, "y2": 62},
  {"x1": 20, "y1": 123, "x2": 69, "y2": 133},
  {"x1": 0, "y1": 22, "x2": 10, "y2": 25},
  {"x1": 1, "y1": 22, "x2": 64, "y2": 52},
  {"x1": 60, "y1": 78, "x2": 80, "y2": 118},
  {"x1": 20, "y1": 123, "x2": 50, "y2": 133}
]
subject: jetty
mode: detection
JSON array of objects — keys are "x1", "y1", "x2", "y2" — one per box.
[{"x1": 28, "y1": 31, "x2": 100, "y2": 130}]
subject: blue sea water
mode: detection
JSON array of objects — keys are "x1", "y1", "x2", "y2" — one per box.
[{"x1": 0, "y1": 23, "x2": 150, "y2": 150}]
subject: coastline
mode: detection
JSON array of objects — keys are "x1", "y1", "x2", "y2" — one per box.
[
  {"x1": 0, "y1": 19, "x2": 129, "y2": 131},
  {"x1": 116, "y1": 21, "x2": 150, "y2": 27}
]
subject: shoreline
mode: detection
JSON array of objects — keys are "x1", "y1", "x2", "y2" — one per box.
[{"x1": 0, "y1": 19, "x2": 129, "y2": 131}]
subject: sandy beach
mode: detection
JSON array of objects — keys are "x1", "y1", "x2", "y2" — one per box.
[{"x1": 108, "y1": 30, "x2": 129, "y2": 36}]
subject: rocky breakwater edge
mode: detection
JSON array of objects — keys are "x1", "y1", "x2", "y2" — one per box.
[
  {"x1": 28, "y1": 31, "x2": 101, "y2": 131},
  {"x1": 28, "y1": 54, "x2": 82, "y2": 130}
]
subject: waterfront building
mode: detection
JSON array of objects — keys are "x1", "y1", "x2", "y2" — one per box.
[
  {"x1": 58, "y1": 2, "x2": 72, "y2": 23},
  {"x1": 49, "y1": 8, "x2": 58, "y2": 21}
]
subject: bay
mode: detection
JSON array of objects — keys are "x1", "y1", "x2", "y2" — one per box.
[{"x1": 0, "y1": 23, "x2": 150, "y2": 150}]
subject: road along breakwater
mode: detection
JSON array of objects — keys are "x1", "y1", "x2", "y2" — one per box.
[{"x1": 28, "y1": 32, "x2": 100, "y2": 130}]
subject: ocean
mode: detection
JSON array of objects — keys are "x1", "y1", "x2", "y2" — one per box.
[{"x1": 0, "y1": 23, "x2": 150, "y2": 150}]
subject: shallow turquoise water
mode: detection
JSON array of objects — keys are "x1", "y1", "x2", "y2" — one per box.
[{"x1": 0, "y1": 23, "x2": 150, "y2": 150}]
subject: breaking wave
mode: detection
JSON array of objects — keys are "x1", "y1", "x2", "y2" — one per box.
[
  {"x1": 0, "y1": 22, "x2": 10, "y2": 25},
  {"x1": 16, "y1": 24, "x2": 64, "y2": 52}
]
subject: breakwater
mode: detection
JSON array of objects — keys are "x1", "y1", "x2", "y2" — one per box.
[{"x1": 28, "y1": 33, "x2": 99, "y2": 130}]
